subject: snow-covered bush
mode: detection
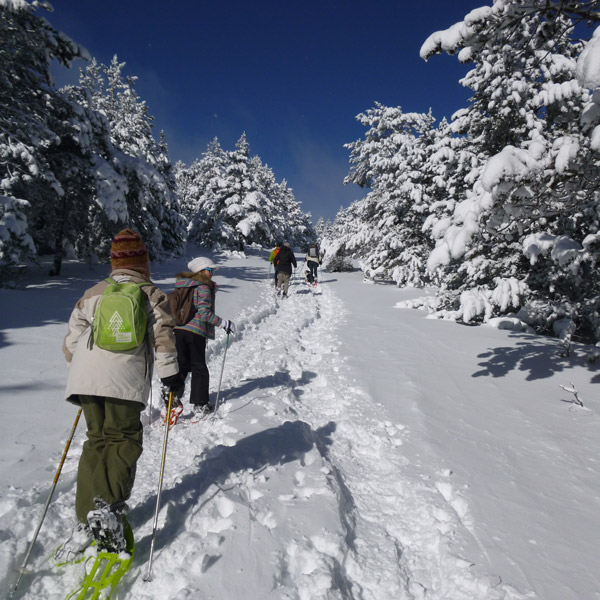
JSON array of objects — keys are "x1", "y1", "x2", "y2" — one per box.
[{"x1": 326, "y1": 254, "x2": 354, "y2": 272}]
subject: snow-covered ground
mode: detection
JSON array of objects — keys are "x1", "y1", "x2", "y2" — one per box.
[{"x1": 1, "y1": 248, "x2": 599, "y2": 600}]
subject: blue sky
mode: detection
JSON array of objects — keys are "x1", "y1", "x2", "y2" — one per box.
[{"x1": 48, "y1": 0, "x2": 486, "y2": 222}]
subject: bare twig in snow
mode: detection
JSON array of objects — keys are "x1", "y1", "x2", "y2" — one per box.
[{"x1": 559, "y1": 382, "x2": 583, "y2": 407}]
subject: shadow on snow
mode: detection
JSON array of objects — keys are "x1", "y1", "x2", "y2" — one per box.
[
  {"x1": 0, "y1": 249, "x2": 273, "y2": 348},
  {"x1": 472, "y1": 332, "x2": 600, "y2": 382},
  {"x1": 129, "y1": 419, "x2": 336, "y2": 562},
  {"x1": 220, "y1": 370, "x2": 317, "y2": 405}
]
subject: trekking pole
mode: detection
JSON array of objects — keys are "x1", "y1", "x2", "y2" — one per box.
[
  {"x1": 12, "y1": 408, "x2": 82, "y2": 593},
  {"x1": 211, "y1": 331, "x2": 231, "y2": 420},
  {"x1": 144, "y1": 392, "x2": 173, "y2": 582}
]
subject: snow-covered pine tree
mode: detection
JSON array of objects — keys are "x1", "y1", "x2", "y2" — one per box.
[
  {"x1": 320, "y1": 206, "x2": 356, "y2": 272},
  {"x1": 315, "y1": 217, "x2": 327, "y2": 239},
  {"x1": 336, "y1": 104, "x2": 440, "y2": 286},
  {"x1": 185, "y1": 137, "x2": 231, "y2": 248},
  {"x1": 270, "y1": 177, "x2": 315, "y2": 249},
  {"x1": 185, "y1": 135, "x2": 315, "y2": 250},
  {"x1": 55, "y1": 82, "x2": 130, "y2": 265},
  {"x1": 175, "y1": 158, "x2": 205, "y2": 222},
  {"x1": 0, "y1": 0, "x2": 88, "y2": 275},
  {"x1": 155, "y1": 131, "x2": 186, "y2": 256},
  {"x1": 78, "y1": 56, "x2": 186, "y2": 259},
  {"x1": 421, "y1": 0, "x2": 600, "y2": 340}
]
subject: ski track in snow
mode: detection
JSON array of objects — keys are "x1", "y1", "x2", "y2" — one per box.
[{"x1": 4, "y1": 277, "x2": 531, "y2": 600}]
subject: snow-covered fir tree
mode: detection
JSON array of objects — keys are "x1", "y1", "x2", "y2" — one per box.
[
  {"x1": 421, "y1": 0, "x2": 600, "y2": 340},
  {"x1": 0, "y1": 2, "x2": 186, "y2": 277},
  {"x1": 315, "y1": 217, "x2": 331, "y2": 241},
  {"x1": 182, "y1": 135, "x2": 315, "y2": 250},
  {"x1": 76, "y1": 56, "x2": 186, "y2": 259},
  {"x1": 177, "y1": 138, "x2": 228, "y2": 231},
  {"x1": 320, "y1": 206, "x2": 356, "y2": 272},
  {"x1": 0, "y1": 0, "x2": 89, "y2": 275},
  {"x1": 328, "y1": 104, "x2": 441, "y2": 286}
]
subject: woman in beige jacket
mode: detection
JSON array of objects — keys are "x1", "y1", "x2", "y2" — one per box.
[{"x1": 58, "y1": 229, "x2": 180, "y2": 558}]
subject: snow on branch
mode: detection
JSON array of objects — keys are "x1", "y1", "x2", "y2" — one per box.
[
  {"x1": 419, "y1": 6, "x2": 492, "y2": 60},
  {"x1": 481, "y1": 143, "x2": 545, "y2": 192},
  {"x1": 522, "y1": 233, "x2": 584, "y2": 271},
  {"x1": 576, "y1": 26, "x2": 600, "y2": 90}
]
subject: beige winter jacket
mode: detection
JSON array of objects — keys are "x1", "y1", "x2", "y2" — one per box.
[{"x1": 63, "y1": 269, "x2": 179, "y2": 407}]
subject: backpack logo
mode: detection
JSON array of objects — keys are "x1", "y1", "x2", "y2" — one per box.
[
  {"x1": 109, "y1": 311, "x2": 133, "y2": 343},
  {"x1": 109, "y1": 311, "x2": 124, "y2": 333},
  {"x1": 93, "y1": 278, "x2": 150, "y2": 351}
]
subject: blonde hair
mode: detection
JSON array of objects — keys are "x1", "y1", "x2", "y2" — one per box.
[{"x1": 177, "y1": 270, "x2": 214, "y2": 288}]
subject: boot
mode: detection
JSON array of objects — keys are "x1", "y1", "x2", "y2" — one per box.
[{"x1": 87, "y1": 498, "x2": 128, "y2": 553}]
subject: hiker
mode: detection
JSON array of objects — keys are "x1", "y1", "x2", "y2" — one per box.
[
  {"x1": 59, "y1": 229, "x2": 181, "y2": 559},
  {"x1": 171, "y1": 256, "x2": 236, "y2": 415},
  {"x1": 305, "y1": 243, "x2": 322, "y2": 285},
  {"x1": 274, "y1": 242, "x2": 297, "y2": 297},
  {"x1": 269, "y1": 242, "x2": 282, "y2": 282}
]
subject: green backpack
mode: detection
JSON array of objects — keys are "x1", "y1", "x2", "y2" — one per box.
[{"x1": 93, "y1": 278, "x2": 151, "y2": 351}]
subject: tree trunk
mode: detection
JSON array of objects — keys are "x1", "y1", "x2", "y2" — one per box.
[{"x1": 49, "y1": 193, "x2": 69, "y2": 276}]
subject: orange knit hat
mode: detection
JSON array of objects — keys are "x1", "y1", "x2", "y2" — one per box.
[{"x1": 110, "y1": 228, "x2": 150, "y2": 277}]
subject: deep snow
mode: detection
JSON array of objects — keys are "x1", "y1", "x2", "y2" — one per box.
[{"x1": 1, "y1": 248, "x2": 599, "y2": 600}]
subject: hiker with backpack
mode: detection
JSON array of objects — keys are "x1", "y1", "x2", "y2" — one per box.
[
  {"x1": 269, "y1": 242, "x2": 281, "y2": 282},
  {"x1": 58, "y1": 228, "x2": 181, "y2": 560},
  {"x1": 305, "y1": 243, "x2": 323, "y2": 285},
  {"x1": 168, "y1": 256, "x2": 236, "y2": 415},
  {"x1": 273, "y1": 242, "x2": 297, "y2": 297}
]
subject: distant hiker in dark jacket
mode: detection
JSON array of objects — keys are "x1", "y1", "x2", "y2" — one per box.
[
  {"x1": 58, "y1": 228, "x2": 180, "y2": 561},
  {"x1": 173, "y1": 257, "x2": 236, "y2": 415},
  {"x1": 274, "y1": 242, "x2": 297, "y2": 297}
]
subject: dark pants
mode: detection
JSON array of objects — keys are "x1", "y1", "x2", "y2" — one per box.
[
  {"x1": 308, "y1": 262, "x2": 318, "y2": 283},
  {"x1": 76, "y1": 396, "x2": 143, "y2": 523},
  {"x1": 175, "y1": 329, "x2": 209, "y2": 406}
]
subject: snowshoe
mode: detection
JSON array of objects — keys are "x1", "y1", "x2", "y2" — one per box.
[{"x1": 65, "y1": 518, "x2": 134, "y2": 600}]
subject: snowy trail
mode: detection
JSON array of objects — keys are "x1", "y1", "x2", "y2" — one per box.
[
  {"x1": 132, "y1": 276, "x2": 530, "y2": 599},
  {"x1": 7, "y1": 275, "x2": 529, "y2": 599}
]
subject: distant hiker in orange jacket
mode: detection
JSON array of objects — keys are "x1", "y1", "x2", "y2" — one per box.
[{"x1": 269, "y1": 242, "x2": 282, "y2": 282}]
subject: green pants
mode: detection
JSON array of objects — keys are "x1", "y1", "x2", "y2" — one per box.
[{"x1": 76, "y1": 396, "x2": 143, "y2": 523}]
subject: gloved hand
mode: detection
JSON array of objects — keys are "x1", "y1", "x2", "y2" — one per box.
[
  {"x1": 221, "y1": 319, "x2": 236, "y2": 334},
  {"x1": 161, "y1": 374, "x2": 185, "y2": 399}
]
